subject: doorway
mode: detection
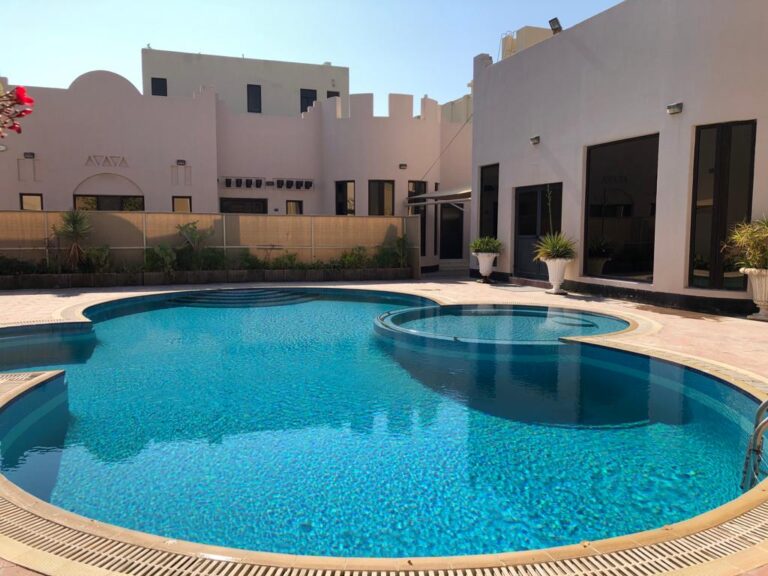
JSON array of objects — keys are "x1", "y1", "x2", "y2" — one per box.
[
  {"x1": 514, "y1": 183, "x2": 562, "y2": 279},
  {"x1": 440, "y1": 203, "x2": 464, "y2": 260}
]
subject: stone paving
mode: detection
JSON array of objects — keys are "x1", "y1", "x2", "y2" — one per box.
[{"x1": 0, "y1": 278, "x2": 767, "y2": 575}]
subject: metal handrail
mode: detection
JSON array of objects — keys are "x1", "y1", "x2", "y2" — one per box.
[{"x1": 741, "y1": 412, "x2": 768, "y2": 490}]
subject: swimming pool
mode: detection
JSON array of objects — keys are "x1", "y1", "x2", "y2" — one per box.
[{"x1": 0, "y1": 288, "x2": 756, "y2": 558}]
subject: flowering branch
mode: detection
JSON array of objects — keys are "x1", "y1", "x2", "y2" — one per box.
[{"x1": 0, "y1": 86, "x2": 34, "y2": 137}]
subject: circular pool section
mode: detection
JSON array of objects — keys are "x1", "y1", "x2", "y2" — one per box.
[
  {"x1": 375, "y1": 304, "x2": 630, "y2": 346},
  {"x1": 0, "y1": 289, "x2": 756, "y2": 558}
]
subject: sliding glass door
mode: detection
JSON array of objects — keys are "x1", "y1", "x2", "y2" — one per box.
[{"x1": 689, "y1": 121, "x2": 756, "y2": 290}]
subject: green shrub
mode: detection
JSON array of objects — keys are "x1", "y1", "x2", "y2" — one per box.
[
  {"x1": 84, "y1": 245, "x2": 111, "y2": 273},
  {"x1": 470, "y1": 236, "x2": 502, "y2": 254},
  {"x1": 726, "y1": 218, "x2": 768, "y2": 269},
  {"x1": 270, "y1": 252, "x2": 301, "y2": 269},
  {"x1": 199, "y1": 248, "x2": 228, "y2": 270},
  {"x1": 0, "y1": 255, "x2": 40, "y2": 275},
  {"x1": 534, "y1": 233, "x2": 576, "y2": 261},
  {"x1": 373, "y1": 235, "x2": 410, "y2": 268},
  {"x1": 145, "y1": 245, "x2": 177, "y2": 273},
  {"x1": 52, "y1": 210, "x2": 92, "y2": 271},
  {"x1": 238, "y1": 251, "x2": 267, "y2": 270},
  {"x1": 339, "y1": 246, "x2": 369, "y2": 268}
]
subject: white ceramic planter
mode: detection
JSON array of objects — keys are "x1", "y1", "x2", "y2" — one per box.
[
  {"x1": 472, "y1": 252, "x2": 498, "y2": 281},
  {"x1": 544, "y1": 258, "x2": 572, "y2": 294},
  {"x1": 741, "y1": 268, "x2": 768, "y2": 321}
]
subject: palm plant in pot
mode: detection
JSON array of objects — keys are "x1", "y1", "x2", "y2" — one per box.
[
  {"x1": 470, "y1": 236, "x2": 502, "y2": 283},
  {"x1": 534, "y1": 232, "x2": 576, "y2": 294},
  {"x1": 726, "y1": 218, "x2": 768, "y2": 321}
]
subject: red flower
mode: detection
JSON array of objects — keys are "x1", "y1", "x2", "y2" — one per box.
[
  {"x1": 15, "y1": 108, "x2": 32, "y2": 117},
  {"x1": 10, "y1": 122, "x2": 21, "y2": 133},
  {"x1": 14, "y1": 87, "x2": 34, "y2": 106}
]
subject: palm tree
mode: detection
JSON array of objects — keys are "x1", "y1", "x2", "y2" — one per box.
[{"x1": 53, "y1": 210, "x2": 92, "y2": 271}]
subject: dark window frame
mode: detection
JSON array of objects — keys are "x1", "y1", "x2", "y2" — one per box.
[
  {"x1": 73, "y1": 194, "x2": 145, "y2": 211},
  {"x1": 689, "y1": 120, "x2": 756, "y2": 290},
  {"x1": 247, "y1": 84, "x2": 262, "y2": 113},
  {"x1": 300, "y1": 88, "x2": 318, "y2": 114},
  {"x1": 150, "y1": 77, "x2": 167, "y2": 96},
  {"x1": 479, "y1": 164, "x2": 499, "y2": 238},
  {"x1": 583, "y1": 133, "x2": 660, "y2": 283},
  {"x1": 335, "y1": 180, "x2": 355, "y2": 215},
  {"x1": 327, "y1": 90, "x2": 340, "y2": 99},
  {"x1": 368, "y1": 180, "x2": 395, "y2": 216},
  {"x1": 19, "y1": 193, "x2": 43, "y2": 211},
  {"x1": 408, "y1": 180, "x2": 427, "y2": 257},
  {"x1": 172, "y1": 195, "x2": 192, "y2": 213},
  {"x1": 219, "y1": 197, "x2": 268, "y2": 214}
]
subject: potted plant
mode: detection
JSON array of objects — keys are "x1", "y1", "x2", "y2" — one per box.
[
  {"x1": 470, "y1": 236, "x2": 502, "y2": 283},
  {"x1": 534, "y1": 232, "x2": 576, "y2": 294},
  {"x1": 587, "y1": 237, "x2": 613, "y2": 276},
  {"x1": 726, "y1": 218, "x2": 768, "y2": 321}
]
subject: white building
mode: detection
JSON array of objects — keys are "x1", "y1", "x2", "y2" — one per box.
[{"x1": 471, "y1": 0, "x2": 768, "y2": 312}]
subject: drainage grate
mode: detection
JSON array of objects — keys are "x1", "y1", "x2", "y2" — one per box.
[{"x1": 1, "y1": 494, "x2": 768, "y2": 576}]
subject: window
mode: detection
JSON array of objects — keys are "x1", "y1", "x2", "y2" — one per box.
[
  {"x1": 585, "y1": 134, "x2": 659, "y2": 282},
  {"x1": 335, "y1": 181, "x2": 355, "y2": 215},
  {"x1": 479, "y1": 164, "x2": 498, "y2": 237},
  {"x1": 300, "y1": 89, "x2": 317, "y2": 113},
  {"x1": 19, "y1": 193, "x2": 43, "y2": 211},
  {"x1": 368, "y1": 180, "x2": 394, "y2": 216},
  {"x1": 172, "y1": 196, "x2": 192, "y2": 212},
  {"x1": 690, "y1": 120, "x2": 756, "y2": 290},
  {"x1": 408, "y1": 181, "x2": 427, "y2": 256},
  {"x1": 219, "y1": 198, "x2": 268, "y2": 214},
  {"x1": 74, "y1": 195, "x2": 145, "y2": 211},
  {"x1": 327, "y1": 90, "x2": 340, "y2": 99},
  {"x1": 247, "y1": 84, "x2": 262, "y2": 113},
  {"x1": 151, "y1": 77, "x2": 167, "y2": 96},
  {"x1": 286, "y1": 200, "x2": 303, "y2": 215}
]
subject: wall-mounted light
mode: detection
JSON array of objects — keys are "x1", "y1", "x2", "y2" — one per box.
[
  {"x1": 23, "y1": 152, "x2": 35, "y2": 159},
  {"x1": 176, "y1": 159, "x2": 186, "y2": 166},
  {"x1": 666, "y1": 102, "x2": 684, "y2": 115},
  {"x1": 399, "y1": 163, "x2": 408, "y2": 170},
  {"x1": 0, "y1": 144, "x2": 7, "y2": 153},
  {"x1": 530, "y1": 135, "x2": 541, "y2": 146},
  {"x1": 549, "y1": 18, "x2": 562, "y2": 34}
]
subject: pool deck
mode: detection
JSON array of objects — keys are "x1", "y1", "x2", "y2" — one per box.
[{"x1": 1, "y1": 279, "x2": 768, "y2": 576}]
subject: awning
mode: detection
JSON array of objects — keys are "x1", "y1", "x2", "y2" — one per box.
[{"x1": 406, "y1": 187, "x2": 471, "y2": 206}]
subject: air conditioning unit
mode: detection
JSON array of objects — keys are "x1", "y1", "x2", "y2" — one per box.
[
  {"x1": 276, "y1": 179, "x2": 284, "y2": 189},
  {"x1": 304, "y1": 180, "x2": 313, "y2": 190},
  {"x1": 286, "y1": 180, "x2": 294, "y2": 189},
  {"x1": 235, "y1": 178, "x2": 243, "y2": 188},
  {"x1": 245, "y1": 178, "x2": 253, "y2": 188},
  {"x1": 224, "y1": 178, "x2": 232, "y2": 188},
  {"x1": 296, "y1": 181, "x2": 304, "y2": 190},
  {"x1": 255, "y1": 178, "x2": 263, "y2": 188}
]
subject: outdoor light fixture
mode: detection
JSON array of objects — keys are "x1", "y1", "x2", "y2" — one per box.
[
  {"x1": 530, "y1": 135, "x2": 541, "y2": 145},
  {"x1": 0, "y1": 144, "x2": 7, "y2": 153},
  {"x1": 23, "y1": 152, "x2": 35, "y2": 159},
  {"x1": 666, "y1": 102, "x2": 684, "y2": 115},
  {"x1": 176, "y1": 159, "x2": 186, "y2": 166},
  {"x1": 549, "y1": 18, "x2": 562, "y2": 34},
  {"x1": 399, "y1": 163, "x2": 408, "y2": 170}
]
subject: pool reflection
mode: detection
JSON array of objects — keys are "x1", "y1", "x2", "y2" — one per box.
[{"x1": 379, "y1": 339, "x2": 688, "y2": 428}]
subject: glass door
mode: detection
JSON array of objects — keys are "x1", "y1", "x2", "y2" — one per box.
[{"x1": 514, "y1": 183, "x2": 562, "y2": 279}]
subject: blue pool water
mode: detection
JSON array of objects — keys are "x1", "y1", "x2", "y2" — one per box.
[{"x1": 0, "y1": 289, "x2": 756, "y2": 558}]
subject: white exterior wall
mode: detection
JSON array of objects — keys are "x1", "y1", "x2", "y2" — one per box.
[
  {"x1": 0, "y1": 70, "x2": 471, "y2": 264},
  {"x1": 472, "y1": 0, "x2": 768, "y2": 301},
  {"x1": 141, "y1": 49, "x2": 350, "y2": 117},
  {"x1": 0, "y1": 71, "x2": 220, "y2": 213}
]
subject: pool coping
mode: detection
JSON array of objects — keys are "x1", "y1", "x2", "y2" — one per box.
[{"x1": 1, "y1": 284, "x2": 768, "y2": 575}]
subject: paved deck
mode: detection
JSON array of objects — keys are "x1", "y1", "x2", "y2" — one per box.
[{"x1": 0, "y1": 279, "x2": 767, "y2": 575}]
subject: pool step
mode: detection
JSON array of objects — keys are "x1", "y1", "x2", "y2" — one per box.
[{"x1": 171, "y1": 289, "x2": 315, "y2": 308}]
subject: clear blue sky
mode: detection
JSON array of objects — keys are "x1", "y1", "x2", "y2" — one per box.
[{"x1": 3, "y1": 0, "x2": 620, "y2": 112}]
